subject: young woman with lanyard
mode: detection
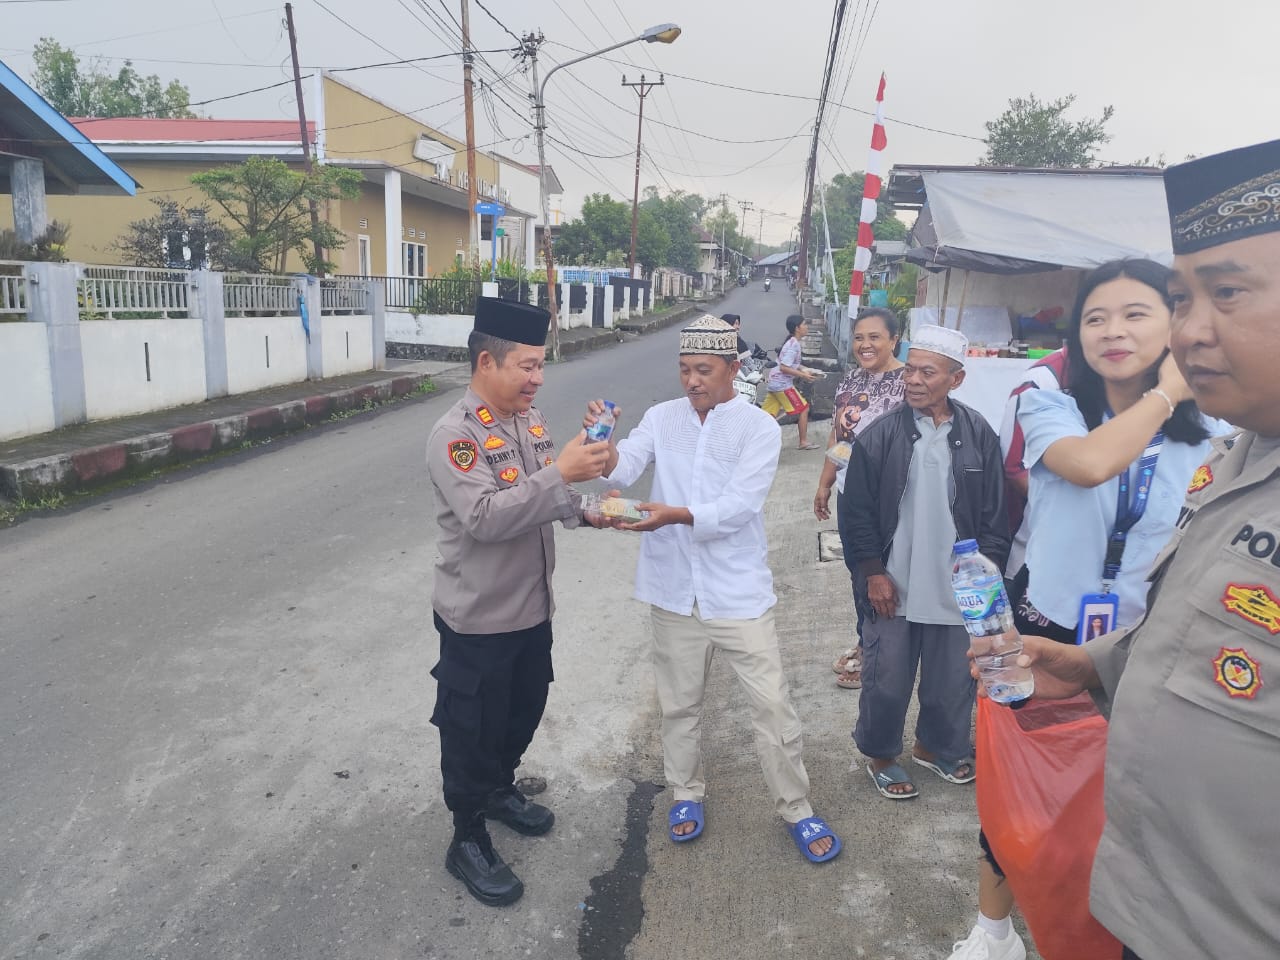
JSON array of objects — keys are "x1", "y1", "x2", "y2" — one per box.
[
  {"x1": 948, "y1": 258, "x2": 1228, "y2": 960},
  {"x1": 813, "y1": 307, "x2": 907, "y2": 689}
]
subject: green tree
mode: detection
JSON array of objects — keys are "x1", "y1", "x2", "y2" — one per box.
[
  {"x1": 554, "y1": 193, "x2": 669, "y2": 273},
  {"x1": 981, "y1": 94, "x2": 1114, "y2": 168},
  {"x1": 32, "y1": 38, "x2": 194, "y2": 118},
  {"x1": 191, "y1": 157, "x2": 362, "y2": 274},
  {"x1": 808, "y1": 171, "x2": 906, "y2": 255},
  {"x1": 640, "y1": 187, "x2": 703, "y2": 274},
  {"x1": 113, "y1": 198, "x2": 240, "y2": 270}
]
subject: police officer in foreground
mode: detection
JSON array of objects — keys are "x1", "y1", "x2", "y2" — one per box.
[
  {"x1": 426, "y1": 297, "x2": 610, "y2": 906},
  {"x1": 999, "y1": 140, "x2": 1280, "y2": 957}
]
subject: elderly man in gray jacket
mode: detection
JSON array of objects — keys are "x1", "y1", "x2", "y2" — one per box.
[{"x1": 841, "y1": 324, "x2": 1009, "y2": 801}]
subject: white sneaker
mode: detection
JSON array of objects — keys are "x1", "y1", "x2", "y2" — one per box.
[{"x1": 947, "y1": 924, "x2": 1027, "y2": 960}]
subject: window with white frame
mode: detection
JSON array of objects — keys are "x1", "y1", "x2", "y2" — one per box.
[
  {"x1": 402, "y1": 241, "x2": 427, "y2": 277},
  {"x1": 357, "y1": 235, "x2": 371, "y2": 276}
]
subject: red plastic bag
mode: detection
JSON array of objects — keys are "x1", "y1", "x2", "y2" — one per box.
[{"x1": 975, "y1": 695, "x2": 1123, "y2": 960}]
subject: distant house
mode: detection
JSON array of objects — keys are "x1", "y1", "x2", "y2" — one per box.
[
  {"x1": 756, "y1": 250, "x2": 799, "y2": 279},
  {"x1": 0, "y1": 57, "x2": 135, "y2": 243},
  {"x1": 0, "y1": 73, "x2": 540, "y2": 277}
]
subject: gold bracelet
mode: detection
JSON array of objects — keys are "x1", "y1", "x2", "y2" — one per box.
[{"x1": 1145, "y1": 387, "x2": 1176, "y2": 418}]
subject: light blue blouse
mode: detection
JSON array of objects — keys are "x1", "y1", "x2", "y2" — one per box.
[{"x1": 1018, "y1": 390, "x2": 1227, "y2": 628}]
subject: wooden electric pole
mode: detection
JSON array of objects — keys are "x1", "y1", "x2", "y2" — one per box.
[
  {"x1": 622, "y1": 73, "x2": 664, "y2": 275},
  {"x1": 284, "y1": 2, "x2": 323, "y2": 274},
  {"x1": 460, "y1": 0, "x2": 479, "y2": 265}
]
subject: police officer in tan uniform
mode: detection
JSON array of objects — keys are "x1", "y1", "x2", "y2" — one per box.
[
  {"x1": 1005, "y1": 140, "x2": 1280, "y2": 958},
  {"x1": 426, "y1": 297, "x2": 609, "y2": 906}
]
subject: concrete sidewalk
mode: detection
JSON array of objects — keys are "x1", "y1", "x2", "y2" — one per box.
[
  {"x1": 0, "y1": 298, "x2": 718, "y2": 503},
  {"x1": 0, "y1": 359, "x2": 466, "y2": 501}
]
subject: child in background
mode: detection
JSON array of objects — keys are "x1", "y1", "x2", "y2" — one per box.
[{"x1": 763, "y1": 315, "x2": 819, "y2": 449}]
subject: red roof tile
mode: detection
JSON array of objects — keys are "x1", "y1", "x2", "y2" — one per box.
[{"x1": 68, "y1": 117, "x2": 314, "y2": 143}]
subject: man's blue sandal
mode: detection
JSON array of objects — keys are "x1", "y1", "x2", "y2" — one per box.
[
  {"x1": 788, "y1": 815, "x2": 842, "y2": 863},
  {"x1": 668, "y1": 800, "x2": 704, "y2": 843}
]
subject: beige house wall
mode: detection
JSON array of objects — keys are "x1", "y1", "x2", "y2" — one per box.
[{"x1": 321, "y1": 77, "x2": 499, "y2": 189}]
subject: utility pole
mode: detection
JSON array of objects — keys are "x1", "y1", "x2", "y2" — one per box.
[
  {"x1": 714, "y1": 192, "x2": 728, "y2": 292},
  {"x1": 737, "y1": 199, "x2": 753, "y2": 275},
  {"x1": 460, "y1": 0, "x2": 479, "y2": 265},
  {"x1": 756, "y1": 207, "x2": 764, "y2": 262},
  {"x1": 284, "y1": 3, "x2": 323, "y2": 274},
  {"x1": 524, "y1": 32, "x2": 561, "y2": 360},
  {"x1": 622, "y1": 73, "x2": 664, "y2": 276}
]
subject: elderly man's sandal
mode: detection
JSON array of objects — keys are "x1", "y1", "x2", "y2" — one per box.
[
  {"x1": 913, "y1": 755, "x2": 976, "y2": 784},
  {"x1": 867, "y1": 762, "x2": 919, "y2": 799},
  {"x1": 668, "y1": 800, "x2": 704, "y2": 843},
  {"x1": 787, "y1": 815, "x2": 842, "y2": 863}
]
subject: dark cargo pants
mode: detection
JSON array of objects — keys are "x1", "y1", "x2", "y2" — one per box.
[
  {"x1": 853, "y1": 615, "x2": 975, "y2": 762},
  {"x1": 430, "y1": 612, "x2": 554, "y2": 820}
]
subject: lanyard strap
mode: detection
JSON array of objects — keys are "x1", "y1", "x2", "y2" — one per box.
[{"x1": 1102, "y1": 430, "x2": 1163, "y2": 587}]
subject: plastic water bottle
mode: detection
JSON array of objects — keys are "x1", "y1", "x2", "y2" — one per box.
[
  {"x1": 951, "y1": 539, "x2": 1034, "y2": 704},
  {"x1": 585, "y1": 401, "x2": 617, "y2": 443}
]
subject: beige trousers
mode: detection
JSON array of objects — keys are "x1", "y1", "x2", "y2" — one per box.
[{"x1": 649, "y1": 605, "x2": 813, "y2": 822}]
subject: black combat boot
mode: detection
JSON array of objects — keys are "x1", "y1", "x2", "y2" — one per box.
[
  {"x1": 445, "y1": 813, "x2": 524, "y2": 906},
  {"x1": 484, "y1": 785, "x2": 555, "y2": 836}
]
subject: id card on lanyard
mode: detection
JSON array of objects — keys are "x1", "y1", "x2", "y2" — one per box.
[{"x1": 1076, "y1": 429, "x2": 1163, "y2": 644}]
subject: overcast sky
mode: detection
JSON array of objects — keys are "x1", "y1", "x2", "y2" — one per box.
[{"x1": 4, "y1": 0, "x2": 1279, "y2": 244}]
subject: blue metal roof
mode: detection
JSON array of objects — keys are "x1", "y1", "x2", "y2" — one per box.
[
  {"x1": 756, "y1": 251, "x2": 798, "y2": 266},
  {"x1": 0, "y1": 57, "x2": 136, "y2": 196}
]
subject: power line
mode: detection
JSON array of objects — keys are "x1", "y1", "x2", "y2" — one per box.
[
  {"x1": 546, "y1": 41, "x2": 984, "y2": 142},
  {"x1": 473, "y1": 0, "x2": 523, "y2": 45}
]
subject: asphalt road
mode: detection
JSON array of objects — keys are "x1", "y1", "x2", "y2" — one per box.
[{"x1": 0, "y1": 285, "x2": 1004, "y2": 960}]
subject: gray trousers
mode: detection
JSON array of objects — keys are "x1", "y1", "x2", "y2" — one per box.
[{"x1": 854, "y1": 616, "x2": 975, "y2": 762}]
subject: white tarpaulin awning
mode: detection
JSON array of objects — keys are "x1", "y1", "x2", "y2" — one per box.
[{"x1": 913, "y1": 169, "x2": 1171, "y2": 272}]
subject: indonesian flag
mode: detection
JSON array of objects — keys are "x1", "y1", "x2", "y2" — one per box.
[{"x1": 848, "y1": 73, "x2": 886, "y2": 317}]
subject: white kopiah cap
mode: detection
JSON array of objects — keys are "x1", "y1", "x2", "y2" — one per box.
[{"x1": 909, "y1": 324, "x2": 968, "y2": 367}]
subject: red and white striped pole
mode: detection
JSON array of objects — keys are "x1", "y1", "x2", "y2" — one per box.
[{"x1": 848, "y1": 73, "x2": 887, "y2": 318}]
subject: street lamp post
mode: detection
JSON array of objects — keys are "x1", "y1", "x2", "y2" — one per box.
[{"x1": 533, "y1": 23, "x2": 680, "y2": 360}]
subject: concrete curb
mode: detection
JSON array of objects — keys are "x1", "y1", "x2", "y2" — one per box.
[
  {"x1": 0, "y1": 372, "x2": 436, "y2": 502},
  {"x1": 1, "y1": 297, "x2": 726, "y2": 503}
]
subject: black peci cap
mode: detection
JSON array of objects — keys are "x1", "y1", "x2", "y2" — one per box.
[
  {"x1": 473, "y1": 296, "x2": 552, "y2": 346},
  {"x1": 1165, "y1": 139, "x2": 1280, "y2": 254}
]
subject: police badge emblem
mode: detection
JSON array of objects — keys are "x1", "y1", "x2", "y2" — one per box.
[
  {"x1": 499, "y1": 467, "x2": 519, "y2": 483},
  {"x1": 448, "y1": 439, "x2": 478, "y2": 472},
  {"x1": 1188, "y1": 464, "x2": 1213, "y2": 493},
  {"x1": 1213, "y1": 646, "x2": 1263, "y2": 699}
]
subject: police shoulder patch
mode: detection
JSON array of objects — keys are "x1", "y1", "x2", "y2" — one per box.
[
  {"x1": 499, "y1": 466, "x2": 519, "y2": 483},
  {"x1": 483, "y1": 433, "x2": 505, "y2": 450},
  {"x1": 475, "y1": 405, "x2": 495, "y2": 426},
  {"x1": 1222, "y1": 583, "x2": 1280, "y2": 635},
  {"x1": 1213, "y1": 646, "x2": 1263, "y2": 699},
  {"x1": 448, "y1": 439, "x2": 478, "y2": 472},
  {"x1": 1188, "y1": 464, "x2": 1213, "y2": 494}
]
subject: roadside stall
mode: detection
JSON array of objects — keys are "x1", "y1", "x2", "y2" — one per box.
[{"x1": 887, "y1": 165, "x2": 1170, "y2": 426}]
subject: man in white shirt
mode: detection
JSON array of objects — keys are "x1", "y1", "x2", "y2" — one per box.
[{"x1": 583, "y1": 315, "x2": 841, "y2": 864}]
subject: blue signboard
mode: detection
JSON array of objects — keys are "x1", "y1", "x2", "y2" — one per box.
[{"x1": 475, "y1": 201, "x2": 505, "y2": 217}]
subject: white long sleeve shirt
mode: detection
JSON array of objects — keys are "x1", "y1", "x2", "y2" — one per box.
[{"x1": 607, "y1": 394, "x2": 781, "y2": 620}]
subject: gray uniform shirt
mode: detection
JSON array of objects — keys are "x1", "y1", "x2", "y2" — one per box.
[
  {"x1": 1085, "y1": 431, "x2": 1280, "y2": 958},
  {"x1": 886, "y1": 412, "x2": 962, "y2": 625},
  {"x1": 427, "y1": 388, "x2": 582, "y2": 635}
]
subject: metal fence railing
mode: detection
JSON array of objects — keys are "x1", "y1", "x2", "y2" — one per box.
[
  {"x1": 320, "y1": 277, "x2": 369, "y2": 315},
  {"x1": 78, "y1": 265, "x2": 191, "y2": 319},
  {"x1": 0, "y1": 261, "x2": 26, "y2": 318},
  {"x1": 223, "y1": 274, "x2": 296, "y2": 317}
]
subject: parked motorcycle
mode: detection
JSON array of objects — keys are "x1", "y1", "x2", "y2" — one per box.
[{"x1": 733, "y1": 341, "x2": 775, "y2": 406}]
